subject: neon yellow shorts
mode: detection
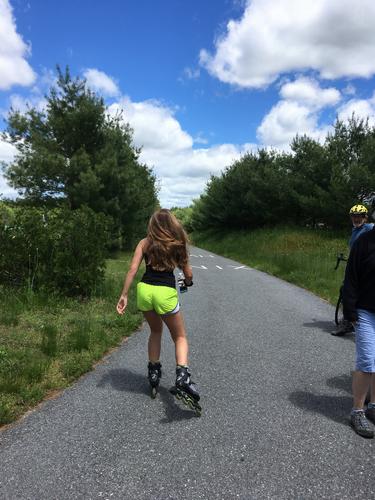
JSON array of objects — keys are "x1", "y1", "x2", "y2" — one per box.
[{"x1": 137, "y1": 282, "x2": 179, "y2": 315}]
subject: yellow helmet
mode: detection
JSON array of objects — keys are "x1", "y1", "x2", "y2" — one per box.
[{"x1": 349, "y1": 204, "x2": 368, "y2": 215}]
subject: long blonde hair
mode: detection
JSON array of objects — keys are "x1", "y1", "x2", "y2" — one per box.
[{"x1": 146, "y1": 209, "x2": 189, "y2": 271}]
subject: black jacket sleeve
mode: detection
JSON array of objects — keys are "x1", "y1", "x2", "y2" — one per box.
[{"x1": 342, "y1": 238, "x2": 363, "y2": 322}]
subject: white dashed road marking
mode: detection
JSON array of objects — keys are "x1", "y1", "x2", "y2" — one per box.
[{"x1": 189, "y1": 254, "x2": 250, "y2": 272}]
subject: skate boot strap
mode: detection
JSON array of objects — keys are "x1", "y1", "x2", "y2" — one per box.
[{"x1": 148, "y1": 361, "x2": 162, "y2": 368}]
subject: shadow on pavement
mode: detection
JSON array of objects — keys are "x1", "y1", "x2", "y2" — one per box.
[
  {"x1": 158, "y1": 388, "x2": 198, "y2": 424},
  {"x1": 97, "y1": 368, "x2": 197, "y2": 423},
  {"x1": 326, "y1": 373, "x2": 352, "y2": 394},
  {"x1": 289, "y1": 390, "x2": 351, "y2": 425},
  {"x1": 97, "y1": 368, "x2": 149, "y2": 395},
  {"x1": 303, "y1": 318, "x2": 355, "y2": 341},
  {"x1": 326, "y1": 373, "x2": 371, "y2": 403}
]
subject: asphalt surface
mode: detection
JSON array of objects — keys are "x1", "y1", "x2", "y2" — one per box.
[{"x1": 0, "y1": 247, "x2": 374, "y2": 499}]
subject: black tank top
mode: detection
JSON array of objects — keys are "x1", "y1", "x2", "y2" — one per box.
[{"x1": 140, "y1": 254, "x2": 176, "y2": 288}]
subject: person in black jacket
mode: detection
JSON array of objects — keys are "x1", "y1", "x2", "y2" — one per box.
[
  {"x1": 343, "y1": 226, "x2": 375, "y2": 438},
  {"x1": 333, "y1": 204, "x2": 373, "y2": 336}
]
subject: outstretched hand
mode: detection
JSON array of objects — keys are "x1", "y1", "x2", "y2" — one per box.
[{"x1": 116, "y1": 295, "x2": 128, "y2": 315}]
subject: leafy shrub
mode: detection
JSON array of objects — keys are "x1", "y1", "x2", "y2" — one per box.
[
  {"x1": 191, "y1": 117, "x2": 375, "y2": 232},
  {"x1": 171, "y1": 206, "x2": 194, "y2": 233},
  {"x1": 0, "y1": 205, "x2": 110, "y2": 296}
]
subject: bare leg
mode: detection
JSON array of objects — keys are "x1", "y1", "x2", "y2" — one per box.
[
  {"x1": 353, "y1": 371, "x2": 372, "y2": 409},
  {"x1": 143, "y1": 311, "x2": 163, "y2": 362},
  {"x1": 161, "y1": 311, "x2": 188, "y2": 366},
  {"x1": 370, "y1": 373, "x2": 375, "y2": 403}
]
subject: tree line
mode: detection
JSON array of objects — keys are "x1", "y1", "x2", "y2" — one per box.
[
  {"x1": 0, "y1": 67, "x2": 158, "y2": 295},
  {"x1": 190, "y1": 117, "x2": 375, "y2": 231}
]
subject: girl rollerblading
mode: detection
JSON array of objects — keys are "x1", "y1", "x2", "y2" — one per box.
[{"x1": 117, "y1": 209, "x2": 201, "y2": 415}]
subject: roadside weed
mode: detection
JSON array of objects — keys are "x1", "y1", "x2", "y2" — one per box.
[{"x1": 0, "y1": 252, "x2": 143, "y2": 426}]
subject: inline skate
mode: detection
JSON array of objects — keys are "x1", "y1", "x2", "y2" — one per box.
[
  {"x1": 177, "y1": 272, "x2": 188, "y2": 293},
  {"x1": 170, "y1": 365, "x2": 201, "y2": 416},
  {"x1": 148, "y1": 361, "x2": 162, "y2": 398}
]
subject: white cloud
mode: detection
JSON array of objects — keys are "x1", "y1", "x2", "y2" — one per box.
[
  {"x1": 280, "y1": 77, "x2": 340, "y2": 109},
  {"x1": 160, "y1": 176, "x2": 209, "y2": 208},
  {"x1": 1, "y1": 68, "x2": 55, "y2": 119},
  {"x1": 257, "y1": 78, "x2": 338, "y2": 149},
  {"x1": 5, "y1": 93, "x2": 47, "y2": 116},
  {"x1": 35, "y1": 68, "x2": 57, "y2": 90},
  {"x1": 139, "y1": 142, "x2": 253, "y2": 179},
  {"x1": 257, "y1": 101, "x2": 331, "y2": 149},
  {"x1": 108, "y1": 98, "x2": 193, "y2": 152},
  {"x1": 83, "y1": 68, "x2": 120, "y2": 97},
  {"x1": 183, "y1": 67, "x2": 201, "y2": 80},
  {"x1": 343, "y1": 84, "x2": 356, "y2": 96},
  {"x1": 193, "y1": 133, "x2": 209, "y2": 145},
  {"x1": 0, "y1": 138, "x2": 17, "y2": 198},
  {"x1": 0, "y1": 0, "x2": 36, "y2": 90},
  {"x1": 200, "y1": 0, "x2": 375, "y2": 88},
  {"x1": 338, "y1": 94, "x2": 375, "y2": 127},
  {"x1": 0, "y1": 138, "x2": 16, "y2": 164},
  {"x1": 0, "y1": 176, "x2": 15, "y2": 198},
  {"x1": 108, "y1": 97, "x2": 255, "y2": 206}
]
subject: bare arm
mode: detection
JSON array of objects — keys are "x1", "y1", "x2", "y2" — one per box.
[
  {"x1": 116, "y1": 239, "x2": 146, "y2": 314},
  {"x1": 182, "y1": 262, "x2": 193, "y2": 286}
]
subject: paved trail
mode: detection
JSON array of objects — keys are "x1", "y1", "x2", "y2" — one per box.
[{"x1": 0, "y1": 248, "x2": 374, "y2": 499}]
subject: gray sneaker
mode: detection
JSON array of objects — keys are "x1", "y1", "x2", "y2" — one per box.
[
  {"x1": 365, "y1": 406, "x2": 375, "y2": 424},
  {"x1": 332, "y1": 320, "x2": 354, "y2": 336},
  {"x1": 350, "y1": 410, "x2": 374, "y2": 438}
]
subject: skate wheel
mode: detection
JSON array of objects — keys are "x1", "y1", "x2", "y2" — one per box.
[
  {"x1": 187, "y1": 400, "x2": 195, "y2": 410},
  {"x1": 151, "y1": 387, "x2": 157, "y2": 399},
  {"x1": 195, "y1": 408, "x2": 202, "y2": 417}
]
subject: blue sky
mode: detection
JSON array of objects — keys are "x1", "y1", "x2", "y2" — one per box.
[{"x1": 2, "y1": 0, "x2": 375, "y2": 206}]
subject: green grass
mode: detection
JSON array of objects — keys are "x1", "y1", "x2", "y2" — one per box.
[
  {"x1": 0, "y1": 253, "x2": 143, "y2": 426},
  {"x1": 192, "y1": 226, "x2": 348, "y2": 304}
]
